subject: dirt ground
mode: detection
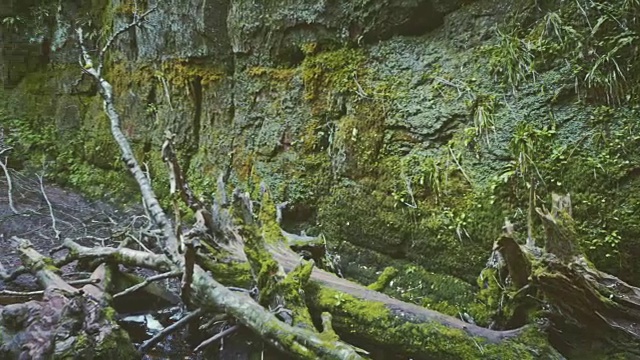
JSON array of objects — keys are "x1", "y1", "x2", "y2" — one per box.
[
  {"x1": 0, "y1": 167, "x2": 135, "y2": 289},
  {"x1": 0, "y1": 165, "x2": 255, "y2": 359}
]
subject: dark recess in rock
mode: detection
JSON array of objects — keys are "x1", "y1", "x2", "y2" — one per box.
[
  {"x1": 280, "y1": 204, "x2": 317, "y2": 234},
  {"x1": 396, "y1": 1, "x2": 444, "y2": 36},
  {"x1": 276, "y1": 45, "x2": 306, "y2": 67},
  {"x1": 362, "y1": 1, "x2": 445, "y2": 43},
  {"x1": 275, "y1": 23, "x2": 336, "y2": 67}
]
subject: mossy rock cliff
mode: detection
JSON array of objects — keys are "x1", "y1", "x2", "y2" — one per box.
[{"x1": 3, "y1": 0, "x2": 640, "y2": 329}]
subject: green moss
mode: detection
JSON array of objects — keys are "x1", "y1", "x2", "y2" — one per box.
[
  {"x1": 158, "y1": 59, "x2": 225, "y2": 88},
  {"x1": 93, "y1": 326, "x2": 138, "y2": 360},
  {"x1": 196, "y1": 257, "x2": 254, "y2": 288},
  {"x1": 102, "y1": 306, "x2": 117, "y2": 322},
  {"x1": 318, "y1": 168, "x2": 499, "y2": 283},
  {"x1": 301, "y1": 47, "x2": 368, "y2": 107},
  {"x1": 247, "y1": 66, "x2": 296, "y2": 90},
  {"x1": 471, "y1": 267, "x2": 515, "y2": 327},
  {"x1": 367, "y1": 266, "x2": 399, "y2": 292},
  {"x1": 306, "y1": 284, "x2": 559, "y2": 359},
  {"x1": 113, "y1": 0, "x2": 148, "y2": 16},
  {"x1": 258, "y1": 190, "x2": 286, "y2": 245},
  {"x1": 72, "y1": 333, "x2": 89, "y2": 351},
  {"x1": 277, "y1": 260, "x2": 316, "y2": 329}
]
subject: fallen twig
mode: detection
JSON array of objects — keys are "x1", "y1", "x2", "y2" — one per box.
[
  {"x1": 0, "y1": 289, "x2": 47, "y2": 297},
  {"x1": 199, "y1": 313, "x2": 229, "y2": 331},
  {"x1": 69, "y1": 278, "x2": 100, "y2": 286},
  {"x1": 0, "y1": 279, "x2": 98, "y2": 298},
  {"x1": 0, "y1": 153, "x2": 18, "y2": 214},
  {"x1": 37, "y1": 172, "x2": 61, "y2": 241},
  {"x1": 138, "y1": 307, "x2": 204, "y2": 354},
  {"x1": 194, "y1": 324, "x2": 240, "y2": 353},
  {"x1": 113, "y1": 270, "x2": 182, "y2": 299}
]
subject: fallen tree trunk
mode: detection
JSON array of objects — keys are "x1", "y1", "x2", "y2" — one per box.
[{"x1": 53, "y1": 225, "x2": 561, "y2": 359}]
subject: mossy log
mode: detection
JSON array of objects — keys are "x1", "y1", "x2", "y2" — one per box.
[
  {"x1": 0, "y1": 239, "x2": 137, "y2": 359},
  {"x1": 52, "y1": 225, "x2": 562, "y2": 359}
]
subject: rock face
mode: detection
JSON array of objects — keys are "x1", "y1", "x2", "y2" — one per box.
[{"x1": 2, "y1": 0, "x2": 640, "y2": 290}]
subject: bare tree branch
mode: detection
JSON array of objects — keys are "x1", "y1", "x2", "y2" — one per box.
[
  {"x1": 194, "y1": 324, "x2": 240, "y2": 353},
  {"x1": 37, "y1": 172, "x2": 61, "y2": 241},
  {"x1": 97, "y1": 6, "x2": 158, "y2": 75},
  {"x1": 0, "y1": 154, "x2": 18, "y2": 214},
  {"x1": 138, "y1": 307, "x2": 204, "y2": 354},
  {"x1": 113, "y1": 270, "x2": 182, "y2": 299}
]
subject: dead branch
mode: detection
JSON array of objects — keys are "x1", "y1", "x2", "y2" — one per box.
[
  {"x1": 138, "y1": 307, "x2": 204, "y2": 354},
  {"x1": 37, "y1": 172, "x2": 61, "y2": 241},
  {"x1": 199, "y1": 313, "x2": 229, "y2": 331},
  {"x1": 162, "y1": 131, "x2": 216, "y2": 238},
  {"x1": 113, "y1": 270, "x2": 182, "y2": 299},
  {"x1": 0, "y1": 291, "x2": 42, "y2": 306},
  {"x1": 62, "y1": 238, "x2": 173, "y2": 270},
  {"x1": 15, "y1": 237, "x2": 77, "y2": 292},
  {"x1": 0, "y1": 279, "x2": 98, "y2": 298},
  {"x1": 0, "y1": 153, "x2": 18, "y2": 214},
  {"x1": 194, "y1": 324, "x2": 240, "y2": 352}
]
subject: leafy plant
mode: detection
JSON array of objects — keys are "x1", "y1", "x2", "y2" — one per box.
[
  {"x1": 393, "y1": 155, "x2": 446, "y2": 206},
  {"x1": 507, "y1": 121, "x2": 556, "y2": 180},
  {"x1": 485, "y1": 27, "x2": 537, "y2": 92},
  {"x1": 467, "y1": 95, "x2": 497, "y2": 146},
  {"x1": 485, "y1": 0, "x2": 640, "y2": 105}
]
